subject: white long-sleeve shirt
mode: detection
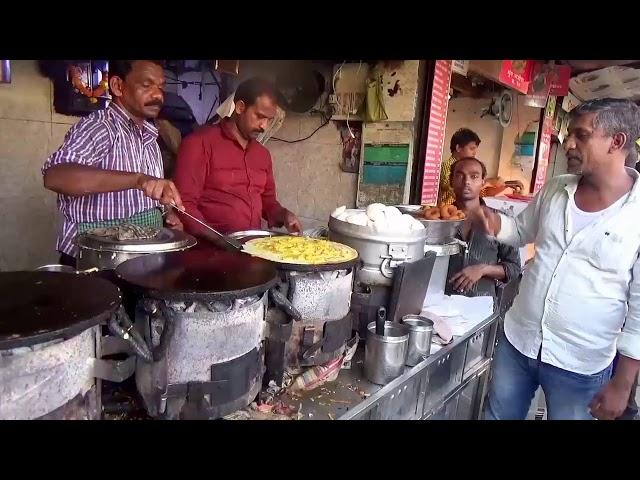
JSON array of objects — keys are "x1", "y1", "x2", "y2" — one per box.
[{"x1": 498, "y1": 168, "x2": 640, "y2": 375}]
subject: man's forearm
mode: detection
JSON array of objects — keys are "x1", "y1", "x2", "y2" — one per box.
[
  {"x1": 481, "y1": 264, "x2": 507, "y2": 281},
  {"x1": 612, "y1": 355, "x2": 640, "y2": 390},
  {"x1": 264, "y1": 204, "x2": 287, "y2": 228},
  {"x1": 44, "y1": 164, "x2": 141, "y2": 196}
]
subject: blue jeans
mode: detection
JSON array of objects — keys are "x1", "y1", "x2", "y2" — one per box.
[{"x1": 484, "y1": 332, "x2": 613, "y2": 420}]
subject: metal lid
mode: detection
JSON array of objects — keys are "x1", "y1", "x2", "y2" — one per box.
[
  {"x1": 0, "y1": 271, "x2": 121, "y2": 350},
  {"x1": 115, "y1": 248, "x2": 278, "y2": 302},
  {"x1": 77, "y1": 228, "x2": 197, "y2": 253}
]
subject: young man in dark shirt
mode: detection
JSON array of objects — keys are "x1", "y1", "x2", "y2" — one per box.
[{"x1": 445, "y1": 157, "x2": 521, "y2": 298}]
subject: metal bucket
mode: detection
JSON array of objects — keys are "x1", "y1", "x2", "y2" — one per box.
[
  {"x1": 401, "y1": 315, "x2": 434, "y2": 366},
  {"x1": 364, "y1": 321, "x2": 409, "y2": 385}
]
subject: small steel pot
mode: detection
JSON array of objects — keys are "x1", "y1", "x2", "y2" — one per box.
[
  {"x1": 401, "y1": 315, "x2": 434, "y2": 366},
  {"x1": 364, "y1": 321, "x2": 409, "y2": 385}
]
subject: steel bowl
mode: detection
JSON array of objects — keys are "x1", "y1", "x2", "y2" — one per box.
[
  {"x1": 394, "y1": 204, "x2": 425, "y2": 215},
  {"x1": 227, "y1": 230, "x2": 287, "y2": 244},
  {"x1": 418, "y1": 218, "x2": 464, "y2": 245}
]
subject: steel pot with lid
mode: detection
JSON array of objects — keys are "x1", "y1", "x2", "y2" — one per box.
[
  {"x1": 77, "y1": 227, "x2": 197, "y2": 270},
  {"x1": 328, "y1": 209, "x2": 427, "y2": 287}
]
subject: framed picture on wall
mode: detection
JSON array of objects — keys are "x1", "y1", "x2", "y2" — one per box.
[{"x1": 0, "y1": 60, "x2": 10, "y2": 83}]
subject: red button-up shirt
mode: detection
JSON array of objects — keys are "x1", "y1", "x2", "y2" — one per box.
[{"x1": 173, "y1": 119, "x2": 284, "y2": 235}]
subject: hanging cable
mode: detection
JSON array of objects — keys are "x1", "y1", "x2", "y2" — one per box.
[{"x1": 271, "y1": 110, "x2": 331, "y2": 143}]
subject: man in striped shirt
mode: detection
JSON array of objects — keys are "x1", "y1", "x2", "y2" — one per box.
[
  {"x1": 43, "y1": 60, "x2": 184, "y2": 266},
  {"x1": 445, "y1": 157, "x2": 521, "y2": 298}
]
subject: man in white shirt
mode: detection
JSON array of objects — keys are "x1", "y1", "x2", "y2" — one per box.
[{"x1": 471, "y1": 98, "x2": 640, "y2": 420}]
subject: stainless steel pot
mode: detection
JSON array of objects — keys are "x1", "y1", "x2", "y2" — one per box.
[
  {"x1": 364, "y1": 321, "x2": 409, "y2": 385},
  {"x1": 328, "y1": 210, "x2": 427, "y2": 287},
  {"x1": 76, "y1": 228, "x2": 197, "y2": 270},
  {"x1": 401, "y1": 315, "x2": 434, "y2": 366}
]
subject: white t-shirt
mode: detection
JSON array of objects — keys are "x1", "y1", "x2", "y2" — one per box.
[{"x1": 569, "y1": 192, "x2": 629, "y2": 240}]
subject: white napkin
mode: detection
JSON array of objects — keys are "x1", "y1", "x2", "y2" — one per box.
[
  {"x1": 216, "y1": 92, "x2": 237, "y2": 118},
  {"x1": 422, "y1": 295, "x2": 494, "y2": 337}
]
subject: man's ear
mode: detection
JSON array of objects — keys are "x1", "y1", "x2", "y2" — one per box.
[
  {"x1": 235, "y1": 100, "x2": 246, "y2": 115},
  {"x1": 109, "y1": 76, "x2": 124, "y2": 98},
  {"x1": 610, "y1": 132, "x2": 627, "y2": 153}
]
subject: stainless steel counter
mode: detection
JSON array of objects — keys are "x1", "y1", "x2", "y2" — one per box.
[{"x1": 281, "y1": 311, "x2": 500, "y2": 420}]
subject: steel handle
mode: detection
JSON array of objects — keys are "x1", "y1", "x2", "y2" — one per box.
[
  {"x1": 270, "y1": 288, "x2": 303, "y2": 322},
  {"x1": 108, "y1": 306, "x2": 153, "y2": 363},
  {"x1": 171, "y1": 203, "x2": 243, "y2": 251}
]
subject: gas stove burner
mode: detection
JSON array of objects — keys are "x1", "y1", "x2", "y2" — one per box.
[
  {"x1": 0, "y1": 271, "x2": 123, "y2": 420},
  {"x1": 113, "y1": 248, "x2": 280, "y2": 420}
]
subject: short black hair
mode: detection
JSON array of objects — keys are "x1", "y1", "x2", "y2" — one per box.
[
  {"x1": 107, "y1": 60, "x2": 165, "y2": 95},
  {"x1": 450, "y1": 156, "x2": 487, "y2": 183},
  {"x1": 450, "y1": 128, "x2": 481, "y2": 153},
  {"x1": 234, "y1": 77, "x2": 278, "y2": 107}
]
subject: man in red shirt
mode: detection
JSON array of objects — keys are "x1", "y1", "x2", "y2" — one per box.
[{"x1": 173, "y1": 77, "x2": 302, "y2": 245}]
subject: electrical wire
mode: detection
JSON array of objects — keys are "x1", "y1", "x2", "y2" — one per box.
[
  {"x1": 271, "y1": 110, "x2": 331, "y2": 143},
  {"x1": 205, "y1": 95, "x2": 220, "y2": 123}
]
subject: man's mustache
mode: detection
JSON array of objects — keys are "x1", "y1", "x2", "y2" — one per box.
[{"x1": 145, "y1": 100, "x2": 164, "y2": 107}]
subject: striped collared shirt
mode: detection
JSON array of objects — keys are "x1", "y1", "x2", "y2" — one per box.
[{"x1": 43, "y1": 102, "x2": 163, "y2": 256}]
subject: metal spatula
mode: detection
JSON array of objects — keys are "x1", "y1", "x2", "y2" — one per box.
[{"x1": 171, "y1": 204, "x2": 243, "y2": 252}]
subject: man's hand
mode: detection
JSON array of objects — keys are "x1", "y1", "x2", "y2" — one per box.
[
  {"x1": 589, "y1": 377, "x2": 633, "y2": 420},
  {"x1": 165, "y1": 209, "x2": 184, "y2": 231},
  {"x1": 505, "y1": 180, "x2": 525, "y2": 193},
  {"x1": 466, "y1": 205, "x2": 500, "y2": 236},
  {"x1": 284, "y1": 210, "x2": 303, "y2": 234},
  {"x1": 137, "y1": 174, "x2": 184, "y2": 210},
  {"x1": 449, "y1": 264, "x2": 486, "y2": 293}
]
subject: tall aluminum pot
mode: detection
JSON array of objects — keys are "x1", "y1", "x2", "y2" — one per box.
[{"x1": 328, "y1": 211, "x2": 426, "y2": 287}]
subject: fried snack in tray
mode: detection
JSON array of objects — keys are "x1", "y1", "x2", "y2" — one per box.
[{"x1": 421, "y1": 204, "x2": 466, "y2": 221}]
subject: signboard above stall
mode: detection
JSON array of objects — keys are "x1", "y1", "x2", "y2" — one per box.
[
  {"x1": 524, "y1": 63, "x2": 571, "y2": 108},
  {"x1": 498, "y1": 60, "x2": 534, "y2": 94},
  {"x1": 468, "y1": 60, "x2": 534, "y2": 95}
]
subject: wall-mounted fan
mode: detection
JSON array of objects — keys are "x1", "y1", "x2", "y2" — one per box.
[
  {"x1": 275, "y1": 66, "x2": 326, "y2": 114},
  {"x1": 481, "y1": 89, "x2": 514, "y2": 127}
]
